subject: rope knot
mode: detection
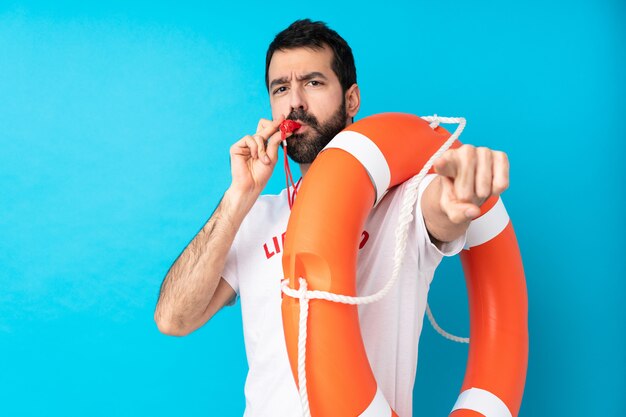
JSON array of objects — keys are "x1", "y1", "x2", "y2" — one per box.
[
  {"x1": 281, "y1": 277, "x2": 309, "y2": 300},
  {"x1": 428, "y1": 114, "x2": 441, "y2": 129}
]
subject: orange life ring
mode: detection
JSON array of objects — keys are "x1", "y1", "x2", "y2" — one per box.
[{"x1": 281, "y1": 113, "x2": 528, "y2": 417}]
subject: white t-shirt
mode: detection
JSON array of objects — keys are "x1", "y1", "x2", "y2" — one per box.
[{"x1": 221, "y1": 174, "x2": 466, "y2": 417}]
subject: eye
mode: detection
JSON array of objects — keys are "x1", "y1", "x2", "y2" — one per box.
[
  {"x1": 273, "y1": 86, "x2": 288, "y2": 95},
  {"x1": 307, "y1": 80, "x2": 323, "y2": 87}
]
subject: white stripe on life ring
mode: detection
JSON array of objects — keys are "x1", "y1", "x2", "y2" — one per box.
[
  {"x1": 322, "y1": 131, "x2": 391, "y2": 207},
  {"x1": 359, "y1": 386, "x2": 392, "y2": 417},
  {"x1": 464, "y1": 198, "x2": 510, "y2": 249},
  {"x1": 451, "y1": 387, "x2": 512, "y2": 417}
]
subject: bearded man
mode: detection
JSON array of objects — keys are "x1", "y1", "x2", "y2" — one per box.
[{"x1": 155, "y1": 19, "x2": 509, "y2": 417}]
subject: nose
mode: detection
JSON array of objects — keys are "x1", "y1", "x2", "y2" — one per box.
[{"x1": 289, "y1": 85, "x2": 307, "y2": 114}]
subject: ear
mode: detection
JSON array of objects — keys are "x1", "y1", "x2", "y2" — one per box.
[{"x1": 345, "y1": 83, "x2": 360, "y2": 118}]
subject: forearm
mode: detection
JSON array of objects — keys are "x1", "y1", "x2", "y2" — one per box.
[
  {"x1": 154, "y1": 188, "x2": 254, "y2": 334},
  {"x1": 421, "y1": 176, "x2": 470, "y2": 244}
]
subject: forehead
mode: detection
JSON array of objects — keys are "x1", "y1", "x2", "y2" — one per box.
[{"x1": 268, "y1": 46, "x2": 337, "y2": 82}]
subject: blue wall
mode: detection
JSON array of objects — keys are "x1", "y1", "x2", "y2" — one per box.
[{"x1": 1, "y1": 1, "x2": 624, "y2": 416}]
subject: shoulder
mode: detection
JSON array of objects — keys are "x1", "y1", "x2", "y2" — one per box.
[
  {"x1": 368, "y1": 179, "x2": 414, "y2": 215},
  {"x1": 365, "y1": 175, "x2": 439, "y2": 234},
  {"x1": 251, "y1": 188, "x2": 288, "y2": 213},
  {"x1": 239, "y1": 188, "x2": 290, "y2": 232}
]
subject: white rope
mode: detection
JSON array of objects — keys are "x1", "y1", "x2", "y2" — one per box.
[
  {"x1": 281, "y1": 115, "x2": 468, "y2": 416},
  {"x1": 425, "y1": 303, "x2": 469, "y2": 344}
]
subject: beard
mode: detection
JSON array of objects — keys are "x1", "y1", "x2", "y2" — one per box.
[{"x1": 285, "y1": 99, "x2": 348, "y2": 164}]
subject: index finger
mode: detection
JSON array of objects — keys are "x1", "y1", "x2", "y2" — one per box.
[
  {"x1": 433, "y1": 153, "x2": 458, "y2": 178},
  {"x1": 257, "y1": 116, "x2": 285, "y2": 141}
]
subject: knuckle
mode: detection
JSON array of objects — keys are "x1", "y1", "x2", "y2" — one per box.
[
  {"x1": 477, "y1": 147, "x2": 491, "y2": 158},
  {"x1": 493, "y1": 179, "x2": 509, "y2": 194},
  {"x1": 450, "y1": 212, "x2": 466, "y2": 225},
  {"x1": 442, "y1": 149, "x2": 455, "y2": 159},
  {"x1": 459, "y1": 145, "x2": 476, "y2": 162},
  {"x1": 442, "y1": 206, "x2": 457, "y2": 223},
  {"x1": 257, "y1": 118, "x2": 269, "y2": 130},
  {"x1": 457, "y1": 189, "x2": 474, "y2": 202},
  {"x1": 476, "y1": 187, "x2": 491, "y2": 200}
]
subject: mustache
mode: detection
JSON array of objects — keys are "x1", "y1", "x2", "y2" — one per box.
[{"x1": 286, "y1": 109, "x2": 319, "y2": 127}]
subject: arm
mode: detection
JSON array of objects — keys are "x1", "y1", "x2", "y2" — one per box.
[
  {"x1": 421, "y1": 145, "x2": 510, "y2": 247},
  {"x1": 154, "y1": 189, "x2": 249, "y2": 336},
  {"x1": 154, "y1": 116, "x2": 288, "y2": 336}
]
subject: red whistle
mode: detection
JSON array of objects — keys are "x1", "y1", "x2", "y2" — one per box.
[
  {"x1": 280, "y1": 120, "x2": 301, "y2": 138},
  {"x1": 279, "y1": 119, "x2": 302, "y2": 210}
]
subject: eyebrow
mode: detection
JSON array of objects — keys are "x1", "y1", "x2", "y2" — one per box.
[{"x1": 269, "y1": 72, "x2": 328, "y2": 90}]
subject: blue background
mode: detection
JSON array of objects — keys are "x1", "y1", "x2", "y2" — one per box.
[{"x1": 1, "y1": 1, "x2": 624, "y2": 416}]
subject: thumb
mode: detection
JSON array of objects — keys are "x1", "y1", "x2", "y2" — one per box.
[{"x1": 444, "y1": 202, "x2": 481, "y2": 223}]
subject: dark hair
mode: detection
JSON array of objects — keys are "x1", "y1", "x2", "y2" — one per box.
[{"x1": 265, "y1": 19, "x2": 357, "y2": 94}]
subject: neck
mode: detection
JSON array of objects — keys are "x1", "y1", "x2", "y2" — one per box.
[{"x1": 299, "y1": 163, "x2": 311, "y2": 178}]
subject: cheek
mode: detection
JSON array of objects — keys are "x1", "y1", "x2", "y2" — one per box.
[
  {"x1": 271, "y1": 103, "x2": 290, "y2": 120},
  {"x1": 310, "y1": 106, "x2": 334, "y2": 125},
  {"x1": 310, "y1": 92, "x2": 343, "y2": 122}
]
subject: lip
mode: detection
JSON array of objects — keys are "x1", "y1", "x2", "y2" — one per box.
[{"x1": 293, "y1": 121, "x2": 307, "y2": 132}]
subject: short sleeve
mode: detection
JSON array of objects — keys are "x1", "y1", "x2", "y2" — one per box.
[
  {"x1": 221, "y1": 234, "x2": 240, "y2": 296},
  {"x1": 415, "y1": 174, "x2": 467, "y2": 257}
]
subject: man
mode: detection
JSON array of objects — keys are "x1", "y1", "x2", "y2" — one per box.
[{"x1": 154, "y1": 19, "x2": 509, "y2": 416}]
